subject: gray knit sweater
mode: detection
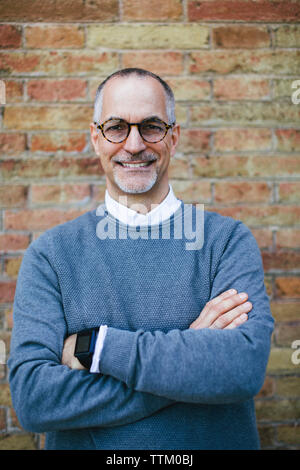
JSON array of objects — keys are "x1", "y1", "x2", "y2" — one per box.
[{"x1": 8, "y1": 202, "x2": 274, "y2": 450}]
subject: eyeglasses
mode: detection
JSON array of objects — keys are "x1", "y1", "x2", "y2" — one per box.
[{"x1": 94, "y1": 117, "x2": 175, "y2": 144}]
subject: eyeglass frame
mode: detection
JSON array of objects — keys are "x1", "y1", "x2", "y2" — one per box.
[{"x1": 93, "y1": 117, "x2": 176, "y2": 144}]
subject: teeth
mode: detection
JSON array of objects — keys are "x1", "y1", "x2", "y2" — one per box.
[{"x1": 121, "y1": 162, "x2": 151, "y2": 168}]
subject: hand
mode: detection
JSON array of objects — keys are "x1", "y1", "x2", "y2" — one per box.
[
  {"x1": 61, "y1": 334, "x2": 87, "y2": 370},
  {"x1": 189, "y1": 289, "x2": 252, "y2": 330}
]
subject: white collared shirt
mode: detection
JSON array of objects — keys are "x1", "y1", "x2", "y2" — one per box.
[{"x1": 90, "y1": 184, "x2": 181, "y2": 373}]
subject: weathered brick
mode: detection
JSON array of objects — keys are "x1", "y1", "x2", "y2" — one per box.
[
  {"x1": 168, "y1": 156, "x2": 190, "y2": 179},
  {"x1": 257, "y1": 376, "x2": 275, "y2": 399},
  {"x1": 214, "y1": 129, "x2": 272, "y2": 151},
  {"x1": 25, "y1": 25, "x2": 84, "y2": 49},
  {"x1": 0, "y1": 434, "x2": 36, "y2": 450},
  {"x1": 212, "y1": 26, "x2": 270, "y2": 49},
  {"x1": 0, "y1": 25, "x2": 22, "y2": 49},
  {"x1": 189, "y1": 102, "x2": 300, "y2": 127},
  {"x1": 27, "y1": 79, "x2": 86, "y2": 102},
  {"x1": 4, "y1": 105, "x2": 93, "y2": 130},
  {"x1": 251, "y1": 228, "x2": 273, "y2": 249},
  {"x1": 0, "y1": 409, "x2": 6, "y2": 432},
  {"x1": 0, "y1": 51, "x2": 118, "y2": 76},
  {"x1": 214, "y1": 181, "x2": 271, "y2": 204},
  {"x1": 273, "y1": 79, "x2": 297, "y2": 99},
  {"x1": 0, "y1": 133, "x2": 26, "y2": 154},
  {"x1": 0, "y1": 234, "x2": 30, "y2": 252},
  {"x1": 170, "y1": 180, "x2": 211, "y2": 203},
  {"x1": 0, "y1": 281, "x2": 16, "y2": 303},
  {"x1": 275, "y1": 129, "x2": 300, "y2": 152},
  {"x1": 271, "y1": 302, "x2": 300, "y2": 322},
  {"x1": 274, "y1": 25, "x2": 300, "y2": 47},
  {"x1": 278, "y1": 182, "x2": 300, "y2": 203},
  {"x1": 122, "y1": 52, "x2": 184, "y2": 76},
  {"x1": 31, "y1": 183, "x2": 90, "y2": 204},
  {"x1": 0, "y1": 157, "x2": 61, "y2": 180},
  {"x1": 257, "y1": 425, "x2": 275, "y2": 448},
  {"x1": 123, "y1": 0, "x2": 182, "y2": 20},
  {"x1": 188, "y1": 1, "x2": 300, "y2": 22},
  {"x1": 189, "y1": 50, "x2": 300, "y2": 75},
  {"x1": 4, "y1": 208, "x2": 87, "y2": 231},
  {"x1": 5, "y1": 80, "x2": 23, "y2": 102},
  {"x1": 277, "y1": 425, "x2": 300, "y2": 446},
  {"x1": 191, "y1": 155, "x2": 300, "y2": 179},
  {"x1": 262, "y1": 252, "x2": 300, "y2": 272},
  {"x1": 0, "y1": 185, "x2": 27, "y2": 208},
  {"x1": 178, "y1": 129, "x2": 211, "y2": 153},
  {"x1": 87, "y1": 24, "x2": 209, "y2": 49},
  {"x1": 255, "y1": 398, "x2": 300, "y2": 422},
  {"x1": 4, "y1": 257, "x2": 23, "y2": 279},
  {"x1": 214, "y1": 77, "x2": 270, "y2": 100},
  {"x1": 276, "y1": 229, "x2": 300, "y2": 249},
  {"x1": 276, "y1": 277, "x2": 300, "y2": 298},
  {"x1": 267, "y1": 347, "x2": 298, "y2": 374},
  {"x1": 276, "y1": 377, "x2": 300, "y2": 398},
  {"x1": 166, "y1": 78, "x2": 210, "y2": 101},
  {"x1": 31, "y1": 132, "x2": 87, "y2": 153},
  {"x1": 0, "y1": 0, "x2": 119, "y2": 22},
  {"x1": 91, "y1": 184, "x2": 106, "y2": 203},
  {"x1": 275, "y1": 322, "x2": 300, "y2": 347}
]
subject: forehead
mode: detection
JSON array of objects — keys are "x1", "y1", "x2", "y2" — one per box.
[{"x1": 101, "y1": 75, "x2": 168, "y2": 121}]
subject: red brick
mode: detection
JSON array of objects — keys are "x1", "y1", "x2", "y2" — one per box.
[
  {"x1": 214, "y1": 77, "x2": 270, "y2": 100},
  {"x1": 171, "y1": 180, "x2": 211, "y2": 203},
  {"x1": 31, "y1": 132, "x2": 86, "y2": 152},
  {"x1": 188, "y1": 1, "x2": 300, "y2": 22},
  {"x1": 178, "y1": 129, "x2": 211, "y2": 153},
  {"x1": 0, "y1": 234, "x2": 30, "y2": 252},
  {"x1": 189, "y1": 50, "x2": 300, "y2": 75},
  {"x1": 0, "y1": 133, "x2": 26, "y2": 154},
  {"x1": 0, "y1": 0, "x2": 119, "y2": 22},
  {"x1": 214, "y1": 181, "x2": 271, "y2": 204},
  {"x1": 4, "y1": 105, "x2": 92, "y2": 130},
  {"x1": 251, "y1": 229, "x2": 273, "y2": 249},
  {"x1": 271, "y1": 302, "x2": 300, "y2": 322},
  {"x1": 5, "y1": 80, "x2": 23, "y2": 103},
  {"x1": 278, "y1": 182, "x2": 300, "y2": 203},
  {"x1": 262, "y1": 252, "x2": 300, "y2": 272},
  {"x1": 27, "y1": 79, "x2": 86, "y2": 102},
  {"x1": 275, "y1": 322, "x2": 300, "y2": 347},
  {"x1": 205, "y1": 205, "x2": 300, "y2": 226},
  {"x1": 276, "y1": 229, "x2": 300, "y2": 249},
  {"x1": 25, "y1": 25, "x2": 84, "y2": 49},
  {"x1": 0, "y1": 25, "x2": 22, "y2": 48},
  {"x1": 31, "y1": 184, "x2": 90, "y2": 204},
  {"x1": 214, "y1": 129, "x2": 272, "y2": 152},
  {"x1": 0, "y1": 281, "x2": 16, "y2": 303},
  {"x1": 0, "y1": 185, "x2": 28, "y2": 208},
  {"x1": 275, "y1": 277, "x2": 300, "y2": 298},
  {"x1": 123, "y1": 0, "x2": 182, "y2": 20},
  {"x1": 4, "y1": 208, "x2": 87, "y2": 231},
  {"x1": 167, "y1": 78, "x2": 210, "y2": 101},
  {"x1": 212, "y1": 26, "x2": 270, "y2": 49},
  {"x1": 275, "y1": 129, "x2": 300, "y2": 152},
  {"x1": 4, "y1": 257, "x2": 23, "y2": 279},
  {"x1": 0, "y1": 51, "x2": 118, "y2": 76},
  {"x1": 122, "y1": 52, "x2": 184, "y2": 76}
]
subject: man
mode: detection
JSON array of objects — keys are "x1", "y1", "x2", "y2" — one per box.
[{"x1": 8, "y1": 68, "x2": 274, "y2": 450}]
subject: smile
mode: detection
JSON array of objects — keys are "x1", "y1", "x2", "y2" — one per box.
[{"x1": 116, "y1": 161, "x2": 155, "y2": 168}]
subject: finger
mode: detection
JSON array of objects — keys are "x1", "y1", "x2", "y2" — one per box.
[
  {"x1": 210, "y1": 301, "x2": 252, "y2": 330},
  {"x1": 203, "y1": 292, "x2": 249, "y2": 329},
  {"x1": 190, "y1": 289, "x2": 238, "y2": 329},
  {"x1": 224, "y1": 313, "x2": 248, "y2": 330}
]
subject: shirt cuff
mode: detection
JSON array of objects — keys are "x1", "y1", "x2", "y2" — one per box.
[{"x1": 90, "y1": 325, "x2": 108, "y2": 373}]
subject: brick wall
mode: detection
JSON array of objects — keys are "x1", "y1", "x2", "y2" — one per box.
[{"x1": 0, "y1": 0, "x2": 300, "y2": 450}]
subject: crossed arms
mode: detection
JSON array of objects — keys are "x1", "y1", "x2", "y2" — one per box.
[{"x1": 8, "y1": 222, "x2": 274, "y2": 433}]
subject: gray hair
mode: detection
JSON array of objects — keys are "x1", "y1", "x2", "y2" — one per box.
[{"x1": 93, "y1": 68, "x2": 176, "y2": 125}]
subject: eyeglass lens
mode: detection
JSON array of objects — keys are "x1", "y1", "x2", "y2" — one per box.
[{"x1": 102, "y1": 119, "x2": 167, "y2": 143}]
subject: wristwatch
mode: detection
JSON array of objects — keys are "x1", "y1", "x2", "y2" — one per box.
[{"x1": 74, "y1": 328, "x2": 98, "y2": 369}]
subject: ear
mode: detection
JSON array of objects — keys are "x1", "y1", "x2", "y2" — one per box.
[
  {"x1": 170, "y1": 123, "x2": 180, "y2": 158},
  {"x1": 90, "y1": 123, "x2": 100, "y2": 156}
]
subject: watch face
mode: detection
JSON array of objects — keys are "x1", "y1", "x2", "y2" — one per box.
[{"x1": 75, "y1": 333, "x2": 91, "y2": 354}]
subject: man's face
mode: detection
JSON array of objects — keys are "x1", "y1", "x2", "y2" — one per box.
[{"x1": 90, "y1": 75, "x2": 180, "y2": 199}]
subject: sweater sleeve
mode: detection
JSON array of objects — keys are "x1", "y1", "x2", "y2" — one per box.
[
  {"x1": 98, "y1": 221, "x2": 275, "y2": 404},
  {"x1": 8, "y1": 237, "x2": 174, "y2": 434}
]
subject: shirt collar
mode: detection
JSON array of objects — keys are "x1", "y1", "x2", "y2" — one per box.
[{"x1": 104, "y1": 184, "x2": 181, "y2": 227}]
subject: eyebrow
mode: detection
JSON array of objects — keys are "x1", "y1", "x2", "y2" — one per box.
[{"x1": 105, "y1": 115, "x2": 165, "y2": 122}]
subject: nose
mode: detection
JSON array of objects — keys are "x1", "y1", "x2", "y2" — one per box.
[{"x1": 122, "y1": 124, "x2": 147, "y2": 154}]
